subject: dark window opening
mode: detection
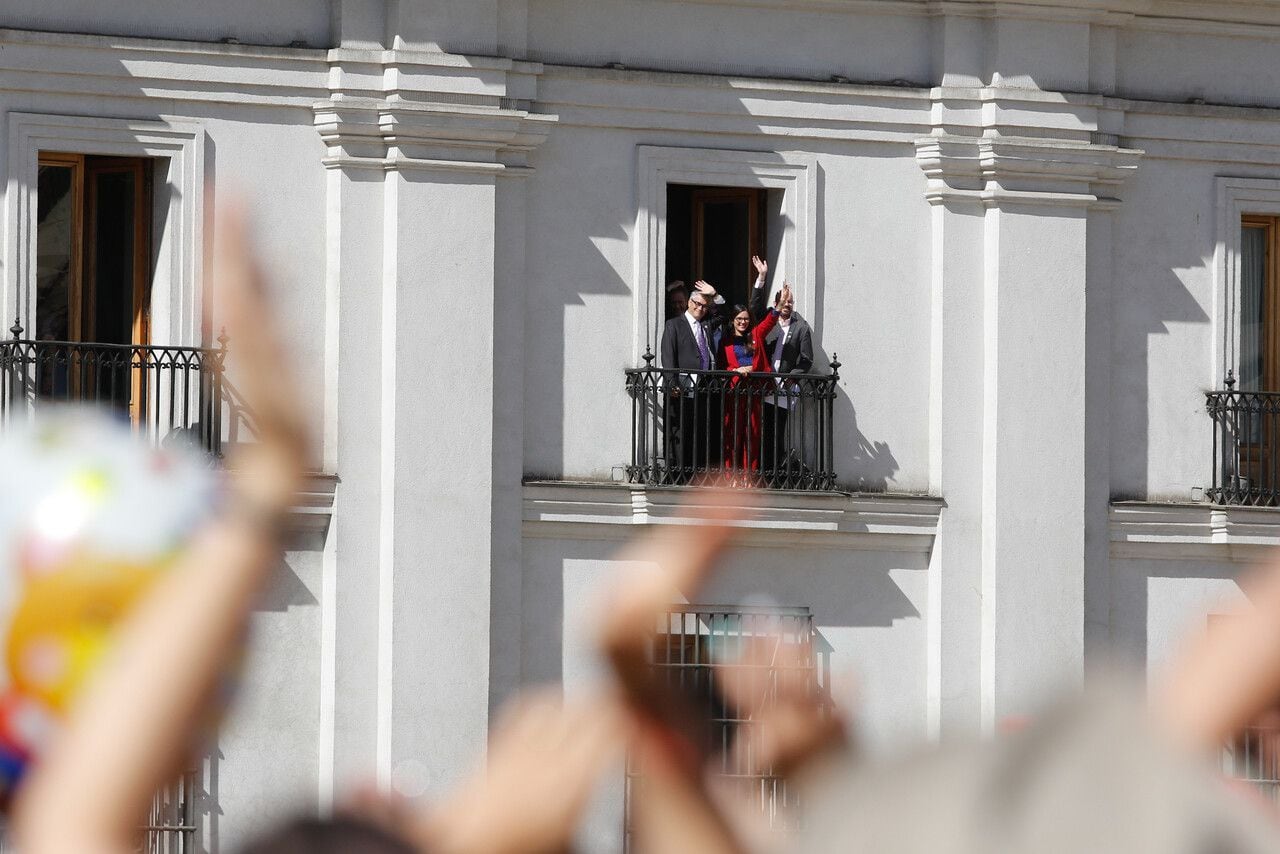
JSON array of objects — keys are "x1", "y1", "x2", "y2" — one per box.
[{"x1": 665, "y1": 185, "x2": 768, "y2": 320}]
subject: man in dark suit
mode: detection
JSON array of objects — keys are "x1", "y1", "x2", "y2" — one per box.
[
  {"x1": 761, "y1": 283, "x2": 814, "y2": 481},
  {"x1": 660, "y1": 283, "x2": 723, "y2": 483}
]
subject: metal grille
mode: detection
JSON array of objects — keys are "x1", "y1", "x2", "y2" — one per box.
[
  {"x1": 624, "y1": 605, "x2": 817, "y2": 849},
  {"x1": 1224, "y1": 727, "x2": 1280, "y2": 804},
  {"x1": 141, "y1": 770, "x2": 199, "y2": 853},
  {"x1": 1205, "y1": 382, "x2": 1280, "y2": 506},
  {"x1": 0, "y1": 333, "x2": 225, "y2": 455},
  {"x1": 625, "y1": 356, "x2": 839, "y2": 490}
]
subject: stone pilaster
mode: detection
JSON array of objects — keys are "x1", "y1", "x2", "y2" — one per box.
[
  {"x1": 917, "y1": 106, "x2": 1140, "y2": 733},
  {"x1": 315, "y1": 48, "x2": 554, "y2": 801}
]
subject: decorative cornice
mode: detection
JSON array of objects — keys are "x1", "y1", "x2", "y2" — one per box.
[
  {"x1": 1109, "y1": 500, "x2": 1280, "y2": 562},
  {"x1": 522, "y1": 481, "x2": 943, "y2": 552},
  {"x1": 915, "y1": 132, "x2": 1143, "y2": 208},
  {"x1": 315, "y1": 49, "x2": 556, "y2": 174},
  {"x1": 287, "y1": 473, "x2": 338, "y2": 533}
]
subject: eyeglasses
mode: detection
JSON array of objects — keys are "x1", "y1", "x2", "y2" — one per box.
[{"x1": 689, "y1": 300, "x2": 709, "y2": 309}]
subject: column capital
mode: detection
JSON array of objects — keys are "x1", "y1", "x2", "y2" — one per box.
[
  {"x1": 915, "y1": 133, "x2": 1142, "y2": 209},
  {"x1": 314, "y1": 48, "x2": 557, "y2": 175},
  {"x1": 915, "y1": 85, "x2": 1141, "y2": 210}
]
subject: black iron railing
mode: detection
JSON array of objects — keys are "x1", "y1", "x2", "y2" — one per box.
[
  {"x1": 1207, "y1": 377, "x2": 1280, "y2": 506},
  {"x1": 625, "y1": 353, "x2": 839, "y2": 491},
  {"x1": 1225, "y1": 726, "x2": 1280, "y2": 805},
  {"x1": 144, "y1": 769, "x2": 199, "y2": 852},
  {"x1": 0, "y1": 324, "x2": 226, "y2": 456},
  {"x1": 624, "y1": 605, "x2": 819, "y2": 851}
]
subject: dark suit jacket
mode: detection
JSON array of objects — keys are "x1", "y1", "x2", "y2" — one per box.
[
  {"x1": 762, "y1": 311, "x2": 814, "y2": 374},
  {"x1": 660, "y1": 313, "x2": 723, "y2": 373}
]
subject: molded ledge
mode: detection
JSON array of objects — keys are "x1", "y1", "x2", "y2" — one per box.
[
  {"x1": 1110, "y1": 500, "x2": 1280, "y2": 562},
  {"x1": 288, "y1": 472, "x2": 337, "y2": 533},
  {"x1": 522, "y1": 480, "x2": 943, "y2": 552}
]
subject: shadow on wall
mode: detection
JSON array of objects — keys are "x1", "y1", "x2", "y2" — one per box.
[
  {"x1": 254, "y1": 542, "x2": 322, "y2": 612},
  {"x1": 702, "y1": 553, "x2": 921, "y2": 629},
  {"x1": 1109, "y1": 226, "x2": 1211, "y2": 502},
  {"x1": 1108, "y1": 557, "x2": 1242, "y2": 670},
  {"x1": 200, "y1": 747, "x2": 222, "y2": 854},
  {"x1": 523, "y1": 538, "x2": 925, "y2": 687},
  {"x1": 817, "y1": 343, "x2": 898, "y2": 492},
  {"x1": 839, "y1": 385, "x2": 899, "y2": 492}
]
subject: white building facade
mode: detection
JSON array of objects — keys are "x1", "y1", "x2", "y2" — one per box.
[{"x1": 2, "y1": 0, "x2": 1279, "y2": 848}]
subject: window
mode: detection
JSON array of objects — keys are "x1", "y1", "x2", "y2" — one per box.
[
  {"x1": 1209, "y1": 215, "x2": 1280, "y2": 504},
  {"x1": 36, "y1": 153, "x2": 152, "y2": 347},
  {"x1": 624, "y1": 605, "x2": 819, "y2": 849},
  {"x1": 634, "y1": 146, "x2": 816, "y2": 360},
  {"x1": 28, "y1": 153, "x2": 157, "y2": 417}
]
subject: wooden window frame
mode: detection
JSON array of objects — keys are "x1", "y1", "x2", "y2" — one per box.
[{"x1": 37, "y1": 152, "x2": 85, "y2": 342}]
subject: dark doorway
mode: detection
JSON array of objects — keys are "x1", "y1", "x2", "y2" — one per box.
[{"x1": 666, "y1": 185, "x2": 766, "y2": 319}]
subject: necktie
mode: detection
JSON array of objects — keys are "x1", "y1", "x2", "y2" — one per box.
[{"x1": 695, "y1": 322, "x2": 711, "y2": 371}]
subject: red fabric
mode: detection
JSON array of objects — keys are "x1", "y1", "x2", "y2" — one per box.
[{"x1": 720, "y1": 309, "x2": 779, "y2": 476}]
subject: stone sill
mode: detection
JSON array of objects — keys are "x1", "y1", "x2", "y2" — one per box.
[
  {"x1": 522, "y1": 480, "x2": 942, "y2": 552},
  {"x1": 1110, "y1": 500, "x2": 1280, "y2": 562}
]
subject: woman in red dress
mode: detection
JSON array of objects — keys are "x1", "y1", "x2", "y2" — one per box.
[{"x1": 720, "y1": 261, "x2": 791, "y2": 481}]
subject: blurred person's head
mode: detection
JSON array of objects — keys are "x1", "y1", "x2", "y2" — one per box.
[
  {"x1": 667, "y1": 281, "x2": 688, "y2": 317},
  {"x1": 239, "y1": 816, "x2": 416, "y2": 854}
]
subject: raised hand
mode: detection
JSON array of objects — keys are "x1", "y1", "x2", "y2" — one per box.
[
  {"x1": 751, "y1": 255, "x2": 768, "y2": 278},
  {"x1": 694, "y1": 280, "x2": 717, "y2": 298},
  {"x1": 415, "y1": 691, "x2": 629, "y2": 854}
]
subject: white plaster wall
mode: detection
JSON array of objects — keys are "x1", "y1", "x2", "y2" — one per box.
[
  {"x1": 1109, "y1": 156, "x2": 1218, "y2": 502},
  {"x1": 524, "y1": 1, "x2": 931, "y2": 84},
  {"x1": 521, "y1": 535, "x2": 930, "y2": 751},
  {"x1": 1109, "y1": 122, "x2": 1280, "y2": 502},
  {"x1": 1, "y1": 2, "x2": 331, "y2": 48},
  {"x1": 521, "y1": 93, "x2": 932, "y2": 491},
  {"x1": 211, "y1": 536, "x2": 326, "y2": 853},
  {"x1": 1107, "y1": 556, "x2": 1249, "y2": 685},
  {"x1": 1117, "y1": 29, "x2": 1280, "y2": 107}
]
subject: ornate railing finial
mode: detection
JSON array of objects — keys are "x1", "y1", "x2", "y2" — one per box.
[
  {"x1": 217, "y1": 326, "x2": 229, "y2": 350},
  {"x1": 829, "y1": 353, "x2": 841, "y2": 380},
  {"x1": 1226, "y1": 368, "x2": 1236, "y2": 390},
  {"x1": 642, "y1": 345, "x2": 655, "y2": 366},
  {"x1": 9, "y1": 318, "x2": 22, "y2": 340}
]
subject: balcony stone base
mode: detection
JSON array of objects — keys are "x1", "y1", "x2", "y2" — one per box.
[
  {"x1": 522, "y1": 480, "x2": 942, "y2": 552},
  {"x1": 1110, "y1": 500, "x2": 1280, "y2": 563}
]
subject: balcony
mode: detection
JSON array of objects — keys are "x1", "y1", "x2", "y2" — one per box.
[
  {"x1": 1206, "y1": 384, "x2": 1280, "y2": 507},
  {"x1": 0, "y1": 327, "x2": 226, "y2": 456},
  {"x1": 624, "y1": 356, "x2": 839, "y2": 491}
]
